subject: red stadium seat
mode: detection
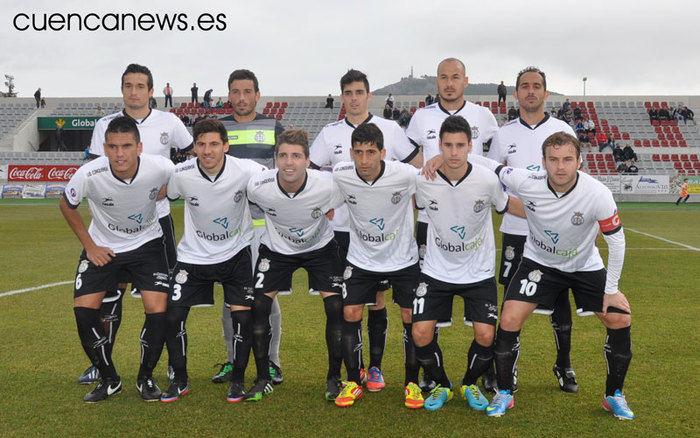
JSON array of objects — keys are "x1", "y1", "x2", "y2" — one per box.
[
  {"x1": 586, "y1": 154, "x2": 595, "y2": 161},
  {"x1": 606, "y1": 161, "x2": 616, "y2": 170},
  {"x1": 596, "y1": 154, "x2": 605, "y2": 161},
  {"x1": 657, "y1": 133, "x2": 665, "y2": 140},
  {"x1": 679, "y1": 140, "x2": 687, "y2": 147},
  {"x1": 681, "y1": 154, "x2": 689, "y2": 161},
  {"x1": 604, "y1": 154, "x2": 614, "y2": 162},
  {"x1": 634, "y1": 139, "x2": 641, "y2": 147},
  {"x1": 587, "y1": 101, "x2": 594, "y2": 108},
  {"x1": 661, "y1": 140, "x2": 669, "y2": 147},
  {"x1": 622, "y1": 133, "x2": 630, "y2": 140},
  {"x1": 643, "y1": 140, "x2": 650, "y2": 147},
  {"x1": 690, "y1": 155, "x2": 698, "y2": 162},
  {"x1": 281, "y1": 102, "x2": 288, "y2": 108},
  {"x1": 652, "y1": 154, "x2": 660, "y2": 161},
  {"x1": 644, "y1": 101, "x2": 651, "y2": 108},
  {"x1": 669, "y1": 120, "x2": 677, "y2": 126},
  {"x1": 180, "y1": 103, "x2": 187, "y2": 108},
  {"x1": 694, "y1": 161, "x2": 700, "y2": 169},
  {"x1": 410, "y1": 107, "x2": 416, "y2": 114},
  {"x1": 492, "y1": 102, "x2": 498, "y2": 108},
  {"x1": 276, "y1": 114, "x2": 283, "y2": 120},
  {"x1": 661, "y1": 154, "x2": 670, "y2": 161},
  {"x1": 652, "y1": 140, "x2": 660, "y2": 147},
  {"x1": 483, "y1": 101, "x2": 490, "y2": 107},
  {"x1": 588, "y1": 168, "x2": 598, "y2": 175},
  {"x1": 614, "y1": 133, "x2": 621, "y2": 140},
  {"x1": 674, "y1": 162, "x2": 683, "y2": 169},
  {"x1": 273, "y1": 102, "x2": 280, "y2": 108},
  {"x1": 661, "y1": 120, "x2": 668, "y2": 127},
  {"x1": 661, "y1": 101, "x2": 668, "y2": 108},
  {"x1": 654, "y1": 126, "x2": 662, "y2": 133},
  {"x1": 265, "y1": 102, "x2": 272, "y2": 108},
  {"x1": 675, "y1": 133, "x2": 683, "y2": 140},
  {"x1": 670, "y1": 140, "x2": 678, "y2": 147},
  {"x1": 612, "y1": 125, "x2": 620, "y2": 132},
  {"x1": 671, "y1": 154, "x2": 680, "y2": 161},
  {"x1": 672, "y1": 126, "x2": 680, "y2": 133},
  {"x1": 662, "y1": 126, "x2": 671, "y2": 133},
  {"x1": 262, "y1": 108, "x2": 269, "y2": 115},
  {"x1": 269, "y1": 108, "x2": 277, "y2": 114},
  {"x1": 684, "y1": 162, "x2": 693, "y2": 170}
]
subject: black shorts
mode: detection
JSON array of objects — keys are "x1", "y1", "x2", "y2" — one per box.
[
  {"x1": 335, "y1": 230, "x2": 389, "y2": 293},
  {"x1": 169, "y1": 247, "x2": 254, "y2": 308},
  {"x1": 254, "y1": 240, "x2": 343, "y2": 294},
  {"x1": 412, "y1": 274, "x2": 498, "y2": 327},
  {"x1": 498, "y1": 233, "x2": 526, "y2": 286},
  {"x1": 343, "y1": 262, "x2": 420, "y2": 309},
  {"x1": 160, "y1": 214, "x2": 177, "y2": 270},
  {"x1": 73, "y1": 238, "x2": 169, "y2": 298},
  {"x1": 504, "y1": 257, "x2": 627, "y2": 315}
]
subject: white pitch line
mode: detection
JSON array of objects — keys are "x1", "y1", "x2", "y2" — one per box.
[
  {"x1": 624, "y1": 228, "x2": 699, "y2": 251},
  {"x1": 0, "y1": 280, "x2": 72, "y2": 298}
]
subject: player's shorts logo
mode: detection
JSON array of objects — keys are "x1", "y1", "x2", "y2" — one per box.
[
  {"x1": 254, "y1": 130, "x2": 266, "y2": 143},
  {"x1": 175, "y1": 269, "x2": 188, "y2": 284},
  {"x1": 391, "y1": 191, "x2": 402, "y2": 204},
  {"x1": 473, "y1": 199, "x2": 486, "y2": 213},
  {"x1": 505, "y1": 246, "x2": 515, "y2": 261},
  {"x1": 471, "y1": 126, "x2": 480, "y2": 139},
  {"x1": 234, "y1": 191, "x2": 243, "y2": 203},
  {"x1": 311, "y1": 207, "x2": 323, "y2": 219},
  {"x1": 149, "y1": 187, "x2": 159, "y2": 200},
  {"x1": 78, "y1": 259, "x2": 89, "y2": 273},
  {"x1": 416, "y1": 282, "x2": 427, "y2": 297},
  {"x1": 528, "y1": 269, "x2": 542, "y2": 283},
  {"x1": 160, "y1": 132, "x2": 169, "y2": 145},
  {"x1": 258, "y1": 258, "x2": 270, "y2": 273},
  {"x1": 571, "y1": 211, "x2": 584, "y2": 226},
  {"x1": 343, "y1": 266, "x2": 353, "y2": 280}
]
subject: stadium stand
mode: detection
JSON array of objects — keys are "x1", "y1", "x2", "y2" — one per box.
[{"x1": 0, "y1": 102, "x2": 35, "y2": 141}]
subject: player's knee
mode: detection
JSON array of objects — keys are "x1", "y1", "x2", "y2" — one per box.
[
  {"x1": 499, "y1": 311, "x2": 524, "y2": 332},
  {"x1": 343, "y1": 305, "x2": 363, "y2": 322},
  {"x1": 602, "y1": 311, "x2": 630, "y2": 329},
  {"x1": 401, "y1": 307, "x2": 412, "y2": 323},
  {"x1": 323, "y1": 294, "x2": 343, "y2": 321},
  {"x1": 412, "y1": 323, "x2": 434, "y2": 347},
  {"x1": 474, "y1": 326, "x2": 495, "y2": 346}
]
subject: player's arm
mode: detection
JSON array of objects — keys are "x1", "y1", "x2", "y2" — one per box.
[
  {"x1": 308, "y1": 129, "x2": 330, "y2": 170},
  {"x1": 87, "y1": 120, "x2": 106, "y2": 158},
  {"x1": 171, "y1": 114, "x2": 195, "y2": 155},
  {"x1": 59, "y1": 196, "x2": 114, "y2": 266},
  {"x1": 505, "y1": 196, "x2": 525, "y2": 218},
  {"x1": 597, "y1": 205, "x2": 629, "y2": 314}
]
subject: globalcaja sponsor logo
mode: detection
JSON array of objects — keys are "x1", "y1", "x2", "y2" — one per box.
[
  {"x1": 526, "y1": 164, "x2": 541, "y2": 171},
  {"x1": 278, "y1": 225, "x2": 321, "y2": 245},
  {"x1": 196, "y1": 227, "x2": 240, "y2": 241},
  {"x1": 358, "y1": 218, "x2": 398, "y2": 242},
  {"x1": 531, "y1": 231, "x2": 578, "y2": 258},
  {"x1": 450, "y1": 225, "x2": 466, "y2": 239},
  {"x1": 434, "y1": 236, "x2": 483, "y2": 252},
  {"x1": 108, "y1": 211, "x2": 156, "y2": 234}
]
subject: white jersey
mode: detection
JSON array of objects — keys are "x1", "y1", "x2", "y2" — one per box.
[
  {"x1": 63, "y1": 154, "x2": 174, "y2": 253},
  {"x1": 496, "y1": 165, "x2": 622, "y2": 272},
  {"x1": 487, "y1": 114, "x2": 576, "y2": 236},
  {"x1": 332, "y1": 160, "x2": 418, "y2": 272},
  {"x1": 309, "y1": 114, "x2": 420, "y2": 232},
  {"x1": 167, "y1": 156, "x2": 265, "y2": 265},
  {"x1": 406, "y1": 101, "x2": 498, "y2": 223},
  {"x1": 247, "y1": 169, "x2": 338, "y2": 255},
  {"x1": 89, "y1": 109, "x2": 193, "y2": 219},
  {"x1": 416, "y1": 163, "x2": 508, "y2": 284}
]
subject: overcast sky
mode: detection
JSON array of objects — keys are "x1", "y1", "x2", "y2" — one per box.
[{"x1": 2, "y1": 0, "x2": 699, "y2": 99}]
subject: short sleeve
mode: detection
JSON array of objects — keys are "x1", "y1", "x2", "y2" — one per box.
[
  {"x1": 246, "y1": 176, "x2": 260, "y2": 205},
  {"x1": 496, "y1": 166, "x2": 528, "y2": 196},
  {"x1": 414, "y1": 174, "x2": 426, "y2": 209},
  {"x1": 170, "y1": 116, "x2": 193, "y2": 150},
  {"x1": 88, "y1": 119, "x2": 107, "y2": 156},
  {"x1": 402, "y1": 162, "x2": 419, "y2": 196},
  {"x1": 486, "y1": 129, "x2": 506, "y2": 164},
  {"x1": 489, "y1": 173, "x2": 509, "y2": 213},
  {"x1": 63, "y1": 166, "x2": 88, "y2": 208},
  {"x1": 242, "y1": 158, "x2": 268, "y2": 178},
  {"x1": 595, "y1": 187, "x2": 622, "y2": 235},
  {"x1": 405, "y1": 113, "x2": 424, "y2": 148},
  {"x1": 330, "y1": 177, "x2": 346, "y2": 209},
  {"x1": 388, "y1": 123, "x2": 419, "y2": 163},
  {"x1": 166, "y1": 167, "x2": 181, "y2": 201},
  {"x1": 309, "y1": 130, "x2": 331, "y2": 167}
]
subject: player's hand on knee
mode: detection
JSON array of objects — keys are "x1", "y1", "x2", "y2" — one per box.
[
  {"x1": 421, "y1": 155, "x2": 443, "y2": 180},
  {"x1": 86, "y1": 245, "x2": 115, "y2": 266},
  {"x1": 603, "y1": 291, "x2": 630, "y2": 315}
]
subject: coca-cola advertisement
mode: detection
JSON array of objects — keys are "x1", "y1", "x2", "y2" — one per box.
[{"x1": 8, "y1": 165, "x2": 80, "y2": 182}]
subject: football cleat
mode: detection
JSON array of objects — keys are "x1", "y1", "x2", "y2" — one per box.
[
  {"x1": 461, "y1": 384, "x2": 489, "y2": 410},
  {"x1": 83, "y1": 377, "x2": 121, "y2": 403},
  {"x1": 366, "y1": 366, "x2": 386, "y2": 392},
  {"x1": 359, "y1": 368, "x2": 368, "y2": 385},
  {"x1": 242, "y1": 378, "x2": 274, "y2": 402},
  {"x1": 424, "y1": 384, "x2": 453, "y2": 411},
  {"x1": 404, "y1": 382, "x2": 424, "y2": 409},
  {"x1": 226, "y1": 381, "x2": 246, "y2": 403},
  {"x1": 486, "y1": 389, "x2": 514, "y2": 417},
  {"x1": 324, "y1": 377, "x2": 342, "y2": 401},
  {"x1": 136, "y1": 376, "x2": 162, "y2": 402},
  {"x1": 553, "y1": 365, "x2": 579, "y2": 393},
  {"x1": 212, "y1": 362, "x2": 233, "y2": 383},
  {"x1": 603, "y1": 390, "x2": 634, "y2": 420},
  {"x1": 418, "y1": 377, "x2": 437, "y2": 392},
  {"x1": 78, "y1": 365, "x2": 100, "y2": 385},
  {"x1": 335, "y1": 381, "x2": 363, "y2": 407},
  {"x1": 161, "y1": 380, "x2": 189, "y2": 403},
  {"x1": 269, "y1": 362, "x2": 284, "y2": 385}
]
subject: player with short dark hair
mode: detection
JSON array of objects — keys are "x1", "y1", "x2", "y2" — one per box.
[
  {"x1": 61, "y1": 116, "x2": 175, "y2": 402},
  {"x1": 245, "y1": 129, "x2": 345, "y2": 402},
  {"x1": 161, "y1": 118, "x2": 265, "y2": 403},
  {"x1": 331, "y1": 123, "x2": 421, "y2": 408}
]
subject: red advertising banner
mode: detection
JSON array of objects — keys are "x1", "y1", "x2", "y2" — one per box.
[{"x1": 7, "y1": 165, "x2": 80, "y2": 182}]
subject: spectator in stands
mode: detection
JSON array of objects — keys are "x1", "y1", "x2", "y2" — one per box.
[
  {"x1": 425, "y1": 93, "x2": 434, "y2": 105},
  {"x1": 386, "y1": 93, "x2": 394, "y2": 108},
  {"x1": 616, "y1": 160, "x2": 628, "y2": 173},
  {"x1": 163, "y1": 82, "x2": 173, "y2": 107},
  {"x1": 83, "y1": 146, "x2": 90, "y2": 160},
  {"x1": 649, "y1": 107, "x2": 659, "y2": 124},
  {"x1": 96, "y1": 105, "x2": 106, "y2": 117},
  {"x1": 676, "y1": 179, "x2": 690, "y2": 205},
  {"x1": 562, "y1": 107, "x2": 572, "y2": 123},
  {"x1": 191, "y1": 82, "x2": 198, "y2": 103},
  {"x1": 34, "y1": 87, "x2": 41, "y2": 108},
  {"x1": 562, "y1": 98, "x2": 571, "y2": 112},
  {"x1": 672, "y1": 106, "x2": 683, "y2": 122},
  {"x1": 585, "y1": 117, "x2": 596, "y2": 135},
  {"x1": 203, "y1": 89, "x2": 213, "y2": 108},
  {"x1": 149, "y1": 96, "x2": 157, "y2": 108},
  {"x1": 578, "y1": 131, "x2": 591, "y2": 150},
  {"x1": 659, "y1": 106, "x2": 670, "y2": 122},
  {"x1": 392, "y1": 105, "x2": 400, "y2": 120},
  {"x1": 325, "y1": 94, "x2": 334, "y2": 108},
  {"x1": 54, "y1": 125, "x2": 66, "y2": 151},
  {"x1": 626, "y1": 160, "x2": 638, "y2": 174},
  {"x1": 682, "y1": 106, "x2": 694, "y2": 124},
  {"x1": 497, "y1": 81, "x2": 507, "y2": 105},
  {"x1": 574, "y1": 119, "x2": 586, "y2": 135},
  {"x1": 622, "y1": 142, "x2": 637, "y2": 161},
  {"x1": 383, "y1": 104, "x2": 392, "y2": 119},
  {"x1": 216, "y1": 98, "x2": 223, "y2": 108},
  {"x1": 399, "y1": 106, "x2": 410, "y2": 127},
  {"x1": 40, "y1": 98, "x2": 46, "y2": 108},
  {"x1": 508, "y1": 105, "x2": 518, "y2": 121},
  {"x1": 597, "y1": 132, "x2": 610, "y2": 152},
  {"x1": 573, "y1": 106, "x2": 583, "y2": 122}
]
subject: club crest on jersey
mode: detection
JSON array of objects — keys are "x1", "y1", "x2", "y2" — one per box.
[
  {"x1": 343, "y1": 266, "x2": 353, "y2": 280},
  {"x1": 311, "y1": 207, "x2": 323, "y2": 219},
  {"x1": 149, "y1": 187, "x2": 159, "y2": 200},
  {"x1": 528, "y1": 269, "x2": 542, "y2": 283},
  {"x1": 471, "y1": 126, "x2": 480, "y2": 139},
  {"x1": 254, "y1": 130, "x2": 266, "y2": 143},
  {"x1": 258, "y1": 258, "x2": 270, "y2": 273},
  {"x1": 426, "y1": 129, "x2": 436, "y2": 140},
  {"x1": 234, "y1": 191, "x2": 243, "y2": 203},
  {"x1": 391, "y1": 191, "x2": 402, "y2": 204},
  {"x1": 571, "y1": 211, "x2": 584, "y2": 226},
  {"x1": 473, "y1": 199, "x2": 486, "y2": 213},
  {"x1": 78, "y1": 259, "x2": 89, "y2": 273},
  {"x1": 160, "y1": 132, "x2": 169, "y2": 145},
  {"x1": 175, "y1": 269, "x2": 188, "y2": 284},
  {"x1": 416, "y1": 282, "x2": 428, "y2": 297}
]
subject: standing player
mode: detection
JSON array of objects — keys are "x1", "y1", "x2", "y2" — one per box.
[
  {"x1": 245, "y1": 130, "x2": 345, "y2": 402},
  {"x1": 331, "y1": 123, "x2": 421, "y2": 408},
  {"x1": 79, "y1": 63, "x2": 193, "y2": 385},
  {"x1": 310, "y1": 69, "x2": 422, "y2": 390},
  {"x1": 161, "y1": 118, "x2": 265, "y2": 403},
  {"x1": 60, "y1": 117, "x2": 174, "y2": 402},
  {"x1": 676, "y1": 178, "x2": 689, "y2": 205},
  {"x1": 471, "y1": 133, "x2": 634, "y2": 420},
  {"x1": 487, "y1": 67, "x2": 579, "y2": 393},
  {"x1": 213, "y1": 69, "x2": 286, "y2": 385},
  {"x1": 411, "y1": 116, "x2": 523, "y2": 411}
]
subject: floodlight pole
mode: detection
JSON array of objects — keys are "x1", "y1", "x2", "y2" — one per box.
[{"x1": 583, "y1": 77, "x2": 587, "y2": 96}]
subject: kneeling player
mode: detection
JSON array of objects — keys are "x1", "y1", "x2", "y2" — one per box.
[
  {"x1": 246, "y1": 129, "x2": 345, "y2": 402},
  {"x1": 162, "y1": 119, "x2": 265, "y2": 402},
  {"x1": 412, "y1": 116, "x2": 523, "y2": 411},
  {"x1": 60, "y1": 117, "x2": 174, "y2": 402}
]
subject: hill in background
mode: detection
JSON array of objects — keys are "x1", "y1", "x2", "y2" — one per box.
[{"x1": 372, "y1": 74, "x2": 560, "y2": 96}]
